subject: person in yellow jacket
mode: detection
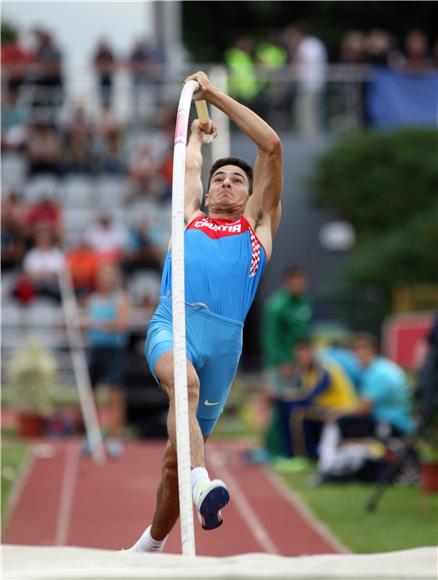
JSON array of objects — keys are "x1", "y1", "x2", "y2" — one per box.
[
  {"x1": 224, "y1": 37, "x2": 259, "y2": 104},
  {"x1": 255, "y1": 36, "x2": 287, "y2": 96},
  {"x1": 276, "y1": 338, "x2": 357, "y2": 458}
]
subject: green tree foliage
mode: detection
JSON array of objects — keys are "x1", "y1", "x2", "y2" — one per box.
[
  {"x1": 311, "y1": 129, "x2": 438, "y2": 292},
  {"x1": 312, "y1": 129, "x2": 438, "y2": 233},
  {"x1": 347, "y1": 202, "x2": 438, "y2": 287}
]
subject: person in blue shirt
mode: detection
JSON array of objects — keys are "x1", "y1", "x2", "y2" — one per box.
[
  {"x1": 83, "y1": 263, "x2": 130, "y2": 458},
  {"x1": 320, "y1": 341, "x2": 363, "y2": 393},
  {"x1": 353, "y1": 334, "x2": 414, "y2": 434},
  {"x1": 317, "y1": 332, "x2": 414, "y2": 476},
  {"x1": 128, "y1": 70, "x2": 283, "y2": 552}
]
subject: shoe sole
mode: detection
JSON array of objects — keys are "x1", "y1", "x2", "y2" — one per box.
[{"x1": 199, "y1": 484, "x2": 230, "y2": 530}]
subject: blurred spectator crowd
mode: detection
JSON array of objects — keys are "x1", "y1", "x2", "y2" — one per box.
[
  {"x1": 1, "y1": 26, "x2": 165, "y2": 122},
  {"x1": 1, "y1": 28, "x2": 176, "y2": 312},
  {"x1": 1, "y1": 176, "x2": 167, "y2": 307},
  {"x1": 250, "y1": 266, "x2": 426, "y2": 486},
  {"x1": 224, "y1": 24, "x2": 438, "y2": 135},
  {"x1": 2, "y1": 22, "x2": 437, "y2": 143}
]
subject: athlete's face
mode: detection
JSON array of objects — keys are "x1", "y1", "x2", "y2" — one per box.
[
  {"x1": 205, "y1": 165, "x2": 250, "y2": 213},
  {"x1": 353, "y1": 340, "x2": 375, "y2": 368}
]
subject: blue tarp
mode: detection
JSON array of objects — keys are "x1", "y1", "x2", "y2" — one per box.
[{"x1": 367, "y1": 67, "x2": 438, "y2": 128}]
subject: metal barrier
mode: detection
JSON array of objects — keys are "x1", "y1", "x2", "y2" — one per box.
[{"x1": 3, "y1": 64, "x2": 371, "y2": 132}]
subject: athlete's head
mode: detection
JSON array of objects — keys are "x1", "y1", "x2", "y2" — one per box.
[{"x1": 205, "y1": 157, "x2": 253, "y2": 214}]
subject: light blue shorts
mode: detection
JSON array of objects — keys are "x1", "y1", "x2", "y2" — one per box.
[{"x1": 145, "y1": 296, "x2": 243, "y2": 435}]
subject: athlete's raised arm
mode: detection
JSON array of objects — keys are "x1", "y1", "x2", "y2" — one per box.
[
  {"x1": 184, "y1": 71, "x2": 283, "y2": 240},
  {"x1": 184, "y1": 119, "x2": 217, "y2": 224}
]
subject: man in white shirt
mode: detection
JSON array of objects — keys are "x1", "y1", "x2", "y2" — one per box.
[
  {"x1": 23, "y1": 228, "x2": 65, "y2": 302},
  {"x1": 85, "y1": 214, "x2": 127, "y2": 260},
  {"x1": 286, "y1": 23, "x2": 327, "y2": 137}
]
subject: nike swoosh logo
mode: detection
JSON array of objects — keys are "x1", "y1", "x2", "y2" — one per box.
[{"x1": 204, "y1": 400, "x2": 220, "y2": 406}]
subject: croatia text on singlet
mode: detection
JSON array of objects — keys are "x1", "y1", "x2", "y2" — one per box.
[{"x1": 160, "y1": 215, "x2": 267, "y2": 323}]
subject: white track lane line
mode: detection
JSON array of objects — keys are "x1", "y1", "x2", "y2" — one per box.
[
  {"x1": 265, "y1": 469, "x2": 350, "y2": 554},
  {"x1": 55, "y1": 443, "x2": 80, "y2": 545},
  {"x1": 209, "y1": 446, "x2": 279, "y2": 555}
]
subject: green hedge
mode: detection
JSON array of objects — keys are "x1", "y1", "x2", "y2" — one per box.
[
  {"x1": 347, "y1": 201, "x2": 438, "y2": 287},
  {"x1": 311, "y1": 128, "x2": 438, "y2": 294}
]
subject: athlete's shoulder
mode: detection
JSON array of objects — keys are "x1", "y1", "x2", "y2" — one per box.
[{"x1": 186, "y1": 210, "x2": 206, "y2": 227}]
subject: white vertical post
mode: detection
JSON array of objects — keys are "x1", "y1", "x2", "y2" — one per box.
[
  {"x1": 58, "y1": 269, "x2": 106, "y2": 465},
  {"x1": 209, "y1": 66, "x2": 231, "y2": 159}
]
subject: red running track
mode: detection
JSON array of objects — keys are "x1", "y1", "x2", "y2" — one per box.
[{"x1": 4, "y1": 439, "x2": 345, "y2": 556}]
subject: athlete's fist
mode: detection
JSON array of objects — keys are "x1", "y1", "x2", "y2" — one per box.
[
  {"x1": 184, "y1": 70, "x2": 215, "y2": 101},
  {"x1": 191, "y1": 119, "x2": 218, "y2": 144}
]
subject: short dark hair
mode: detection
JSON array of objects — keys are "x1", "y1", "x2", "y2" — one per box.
[
  {"x1": 294, "y1": 21, "x2": 310, "y2": 36},
  {"x1": 294, "y1": 336, "x2": 313, "y2": 349},
  {"x1": 353, "y1": 332, "x2": 379, "y2": 353},
  {"x1": 208, "y1": 157, "x2": 253, "y2": 195},
  {"x1": 284, "y1": 265, "x2": 305, "y2": 278}
]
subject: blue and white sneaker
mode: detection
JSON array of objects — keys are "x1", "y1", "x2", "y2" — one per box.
[{"x1": 194, "y1": 479, "x2": 230, "y2": 530}]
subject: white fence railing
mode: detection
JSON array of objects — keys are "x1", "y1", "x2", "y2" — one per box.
[{"x1": 3, "y1": 64, "x2": 373, "y2": 131}]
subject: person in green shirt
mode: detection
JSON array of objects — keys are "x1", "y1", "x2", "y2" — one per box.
[
  {"x1": 261, "y1": 266, "x2": 313, "y2": 457},
  {"x1": 263, "y1": 266, "x2": 312, "y2": 372}
]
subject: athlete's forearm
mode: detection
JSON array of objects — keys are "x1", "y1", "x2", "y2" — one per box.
[
  {"x1": 185, "y1": 132, "x2": 204, "y2": 174},
  {"x1": 207, "y1": 89, "x2": 280, "y2": 153},
  {"x1": 184, "y1": 127, "x2": 205, "y2": 218},
  {"x1": 184, "y1": 71, "x2": 279, "y2": 154}
]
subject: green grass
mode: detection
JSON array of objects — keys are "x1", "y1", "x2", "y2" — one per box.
[
  {"x1": 2, "y1": 386, "x2": 109, "y2": 409},
  {"x1": 279, "y1": 468, "x2": 438, "y2": 553},
  {"x1": 211, "y1": 417, "x2": 260, "y2": 440},
  {"x1": 1, "y1": 441, "x2": 31, "y2": 525}
]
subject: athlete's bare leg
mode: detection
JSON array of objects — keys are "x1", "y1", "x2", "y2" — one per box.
[
  {"x1": 150, "y1": 439, "x2": 180, "y2": 540},
  {"x1": 149, "y1": 350, "x2": 205, "y2": 540}
]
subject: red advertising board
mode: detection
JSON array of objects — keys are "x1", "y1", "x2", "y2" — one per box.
[{"x1": 383, "y1": 312, "x2": 435, "y2": 369}]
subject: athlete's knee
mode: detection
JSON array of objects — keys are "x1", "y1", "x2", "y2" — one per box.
[
  {"x1": 154, "y1": 351, "x2": 175, "y2": 391},
  {"x1": 159, "y1": 362, "x2": 199, "y2": 409}
]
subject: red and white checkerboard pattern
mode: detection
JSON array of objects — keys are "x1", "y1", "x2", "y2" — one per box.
[{"x1": 249, "y1": 229, "x2": 261, "y2": 277}]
